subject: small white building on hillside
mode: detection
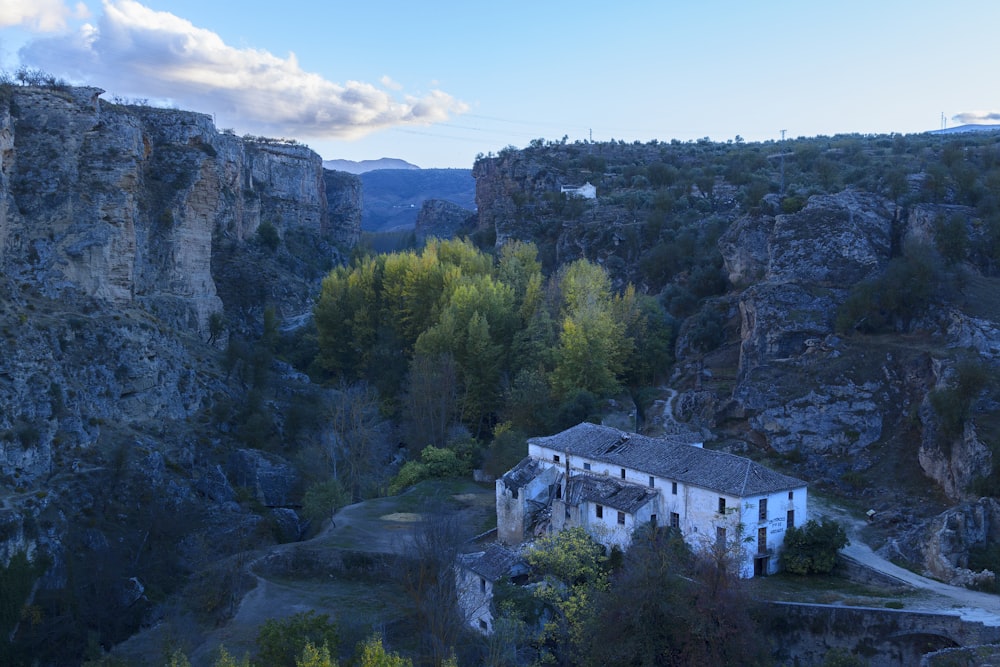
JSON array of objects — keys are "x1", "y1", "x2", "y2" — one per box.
[
  {"x1": 560, "y1": 182, "x2": 597, "y2": 199},
  {"x1": 496, "y1": 422, "x2": 808, "y2": 578}
]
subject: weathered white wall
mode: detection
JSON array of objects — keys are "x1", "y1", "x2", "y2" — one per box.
[
  {"x1": 455, "y1": 567, "x2": 493, "y2": 633},
  {"x1": 524, "y1": 442, "x2": 808, "y2": 578}
]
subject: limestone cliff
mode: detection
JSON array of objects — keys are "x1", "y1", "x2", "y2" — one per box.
[
  {"x1": 0, "y1": 85, "x2": 362, "y2": 653},
  {"x1": 414, "y1": 199, "x2": 475, "y2": 242},
  {"x1": 0, "y1": 85, "x2": 359, "y2": 336}
]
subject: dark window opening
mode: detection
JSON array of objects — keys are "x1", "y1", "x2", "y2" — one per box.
[
  {"x1": 759, "y1": 498, "x2": 767, "y2": 522},
  {"x1": 671, "y1": 481, "x2": 677, "y2": 495},
  {"x1": 553, "y1": 454, "x2": 560, "y2": 463},
  {"x1": 620, "y1": 468, "x2": 626, "y2": 479},
  {"x1": 596, "y1": 504, "x2": 603, "y2": 519},
  {"x1": 617, "y1": 511, "x2": 626, "y2": 525},
  {"x1": 758, "y1": 527, "x2": 767, "y2": 554},
  {"x1": 787, "y1": 509, "x2": 795, "y2": 528},
  {"x1": 649, "y1": 476, "x2": 655, "y2": 488},
  {"x1": 583, "y1": 462, "x2": 591, "y2": 471},
  {"x1": 670, "y1": 512, "x2": 680, "y2": 529},
  {"x1": 718, "y1": 497, "x2": 726, "y2": 514}
]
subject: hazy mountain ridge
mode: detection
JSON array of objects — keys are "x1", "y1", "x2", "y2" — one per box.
[
  {"x1": 321, "y1": 157, "x2": 420, "y2": 173},
  {"x1": 360, "y1": 168, "x2": 475, "y2": 231}
]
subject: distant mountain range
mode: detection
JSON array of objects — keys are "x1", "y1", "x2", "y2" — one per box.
[
  {"x1": 358, "y1": 168, "x2": 476, "y2": 232},
  {"x1": 929, "y1": 124, "x2": 1000, "y2": 135},
  {"x1": 322, "y1": 157, "x2": 420, "y2": 174}
]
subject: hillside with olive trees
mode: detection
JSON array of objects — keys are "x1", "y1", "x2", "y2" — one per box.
[{"x1": 468, "y1": 132, "x2": 1000, "y2": 589}]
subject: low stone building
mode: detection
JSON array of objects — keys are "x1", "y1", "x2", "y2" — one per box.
[
  {"x1": 455, "y1": 543, "x2": 527, "y2": 634},
  {"x1": 496, "y1": 422, "x2": 808, "y2": 577}
]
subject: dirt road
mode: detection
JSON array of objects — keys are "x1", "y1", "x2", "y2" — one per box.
[{"x1": 813, "y1": 497, "x2": 1000, "y2": 626}]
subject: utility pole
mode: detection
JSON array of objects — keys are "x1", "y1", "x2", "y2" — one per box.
[{"x1": 780, "y1": 129, "x2": 787, "y2": 141}]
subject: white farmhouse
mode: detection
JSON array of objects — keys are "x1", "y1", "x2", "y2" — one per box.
[
  {"x1": 559, "y1": 181, "x2": 597, "y2": 199},
  {"x1": 496, "y1": 422, "x2": 807, "y2": 577}
]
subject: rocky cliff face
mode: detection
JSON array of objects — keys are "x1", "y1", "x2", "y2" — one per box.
[
  {"x1": 0, "y1": 86, "x2": 358, "y2": 337},
  {"x1": 0, "y1": 85, "x2": 362, "y2": 651},
  {"x1": 473, "y1": 144, "x2": 687, "y2": 283},
  {"x1": 414, "y1": 199, "x2": 475, "y2": 242}
]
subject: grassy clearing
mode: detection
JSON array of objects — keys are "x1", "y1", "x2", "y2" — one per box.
[{"x1": 749, "y1": 571, "x2": 920, "y2": 607}]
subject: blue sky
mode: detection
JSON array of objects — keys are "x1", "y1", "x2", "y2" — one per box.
[{"x1": 1, "y1": 1, "x2": 998, "y2": 168}]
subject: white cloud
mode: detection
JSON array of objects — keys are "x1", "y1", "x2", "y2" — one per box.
[
  {"x1": 952, "y1": 111, "x2": 1000, "y2": 125},
  {"x1": 18, "y1": 0, "x2": 467, "y2": 139},
  {"x1": 380, "y1": 75, "x2": 403, "y2": 91},
  {"x1": 0, "y1": 0, "x2": 89, "y2": 32}
]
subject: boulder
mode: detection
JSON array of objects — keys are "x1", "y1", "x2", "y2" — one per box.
[
  {"x1": 226, "y1": 449, "x2": 299, "y2": 507},
  {"x1": 919, "y1": 498, "x2": 1000, "y2": 586}
]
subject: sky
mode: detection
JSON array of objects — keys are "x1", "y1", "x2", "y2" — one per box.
[{"x1": 1, "y1": 0, "x2": 998, "y2": 169}]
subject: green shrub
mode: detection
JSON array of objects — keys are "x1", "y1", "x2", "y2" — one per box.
[
  {"x1": 257, "y1": 220, "x2": 280, "y2": 250},
  {"x1": 301, "y1": 479, "x2": 348, "y2": 524},
  {"x1": 255, "y1": 611, "x2": 338, "y2": 667},
  {"x1": 388, "y1": 461, "x2": 429, "y2": 495},
  {"x1": 781, "y1": 518, "x2": 849, "y2": 575}
]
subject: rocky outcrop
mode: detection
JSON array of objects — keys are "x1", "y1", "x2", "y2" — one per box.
[
  {"x1": 720, "y1": 191, "x2": 897, "y2": 454},
  {"x1": 415, "y1": 199, "x2": 474, "y2": 242},
  {"x1": 226, "y1": 448, "x2": 300, "y2": 507},
  {"x1": 918, "y1": 498, "x2": 1000, "y2": 587},
  {"x1": 0, "y1": 86, "x2": 361, "y2": 626},
  {"x1": 916, "y1": 361, "x2": 994, "y2": 501},
  {"x1": 323, "y1": 169, "x2": 362, "y2": 248},
  {"x1": 0, "y1": 86, "x2": 359, "y2": 337},
  {"x1": 473, "y1": 144, "x2": 725, "y2": 284}
]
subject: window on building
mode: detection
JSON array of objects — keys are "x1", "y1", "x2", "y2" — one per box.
[
  {"x1": 480, "y1": 577, "x2": 486, "y2": 594},
  {"x1": 758, "y1": 527, "x2": 767, "y2": 554},
  {"x1": 649, "y1": 476, "x2": 655, "y2": 488},
  {"x1": 650, "y1": 514, "x2": 657, "y2": 525},
  {"x1": 759, "y1": 498, "x2": 767, "y2": 522},
  {"x1": 555, "y1": 483, "x2": 562, "y2": 500},
  {"x1": 788, "y1": 490, "x2": 794, "y2": 500},
  {"x1": 787, "y1": 509, "x2": 795, "y2": 528},
  {"x1": 479, "y1": 619, "x2": 488, "y2": 631},
  {"x1": 553, "y1": 454, "x2": 560, "y2": 463},
  {"x1": 620, "y1": 468, "x2": 626, "y2": 479},
  {"x1": 671, "y1": 481, "x2": 678, "y2": 495},
  {"x1": 596, "y1": 504, "x2": 603, "y2": 519},
  {"x1": 716, "y1": 526, "x2": 727, "y2": 546},
  {"x1": 670, "y1": 512, "x2": 680, "y2": 529},
  {"x1": 617, "y1": 511, "x2": 625, "y2": 525},
  {"x1": 718, "y1": 497, "x2": 726, "y2": 514},
  {"x1": 583, "y1": 462, "x2": 591, "y2": 471}
]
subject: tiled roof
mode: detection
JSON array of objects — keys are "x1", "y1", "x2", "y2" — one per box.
[
  {"x1": 565, "y1": 474, "x2": 657, "y2": 513},
  {"x1": 500, "y1": 456, "x2": 543, "y2": 492},
  {"x1": 530, "y1": 423, "x2": 805, "y2": 497},
  {"x1": 457, "y1": 543, "x2": 525, "y2": 581}
]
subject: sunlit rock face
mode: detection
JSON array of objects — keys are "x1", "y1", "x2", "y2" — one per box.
[{"x1": 0, "y1": 85, "x2": 359, "y2": 337}]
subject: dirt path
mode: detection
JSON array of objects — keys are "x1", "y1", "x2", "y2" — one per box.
[
  {"x1": 129, "y1": 482, "x2": 496, "y2": 665},
  {"x1": 811, "y1": 496, "x2": 1000, "y2": 626}
]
